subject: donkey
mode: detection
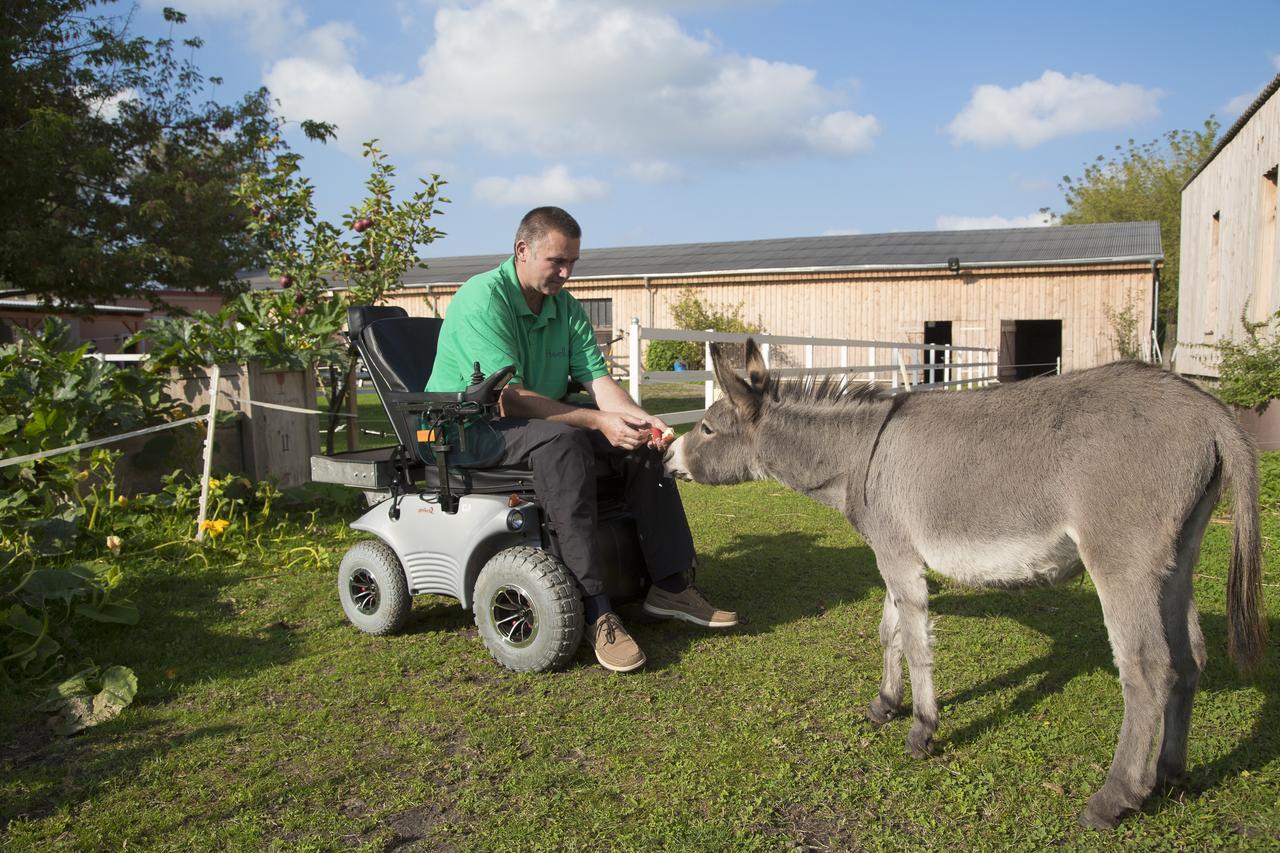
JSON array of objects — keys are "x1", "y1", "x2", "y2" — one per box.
[{"x1": 665, "y1": 339, "x2": 1266, "y2": 829}]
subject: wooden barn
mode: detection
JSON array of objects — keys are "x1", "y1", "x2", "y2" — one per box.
[
  {"x1": 378, "y1": 222, "x2": 1161, "y2": 379},
  {"x1": 1175, "y1": 72, "x2": 1280, "y2": 378}
]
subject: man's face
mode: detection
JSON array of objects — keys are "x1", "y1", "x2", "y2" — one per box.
[{"x1": 515, "y1": 230, "x2": 580, "y2": 299}]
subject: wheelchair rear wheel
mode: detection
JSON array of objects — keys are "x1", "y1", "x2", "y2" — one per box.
[{"x1": 473, "y1": 546, "x2": 584, "y2": 672}]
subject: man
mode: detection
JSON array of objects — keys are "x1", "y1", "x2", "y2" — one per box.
[{"x1": 427, "y1": 206, "x2": 736, "y2": 671}]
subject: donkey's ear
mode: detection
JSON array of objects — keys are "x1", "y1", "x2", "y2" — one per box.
[
  {"x1": 711, "y1": 342, "x2": 761, "y2": 419},
  {"x1": 744, "y1": 338, "x2": 767, "y2": 392}
]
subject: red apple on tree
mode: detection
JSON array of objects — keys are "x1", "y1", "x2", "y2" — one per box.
[{"x1": 278, "y1": 274, "x2": 293, "y2": 288}]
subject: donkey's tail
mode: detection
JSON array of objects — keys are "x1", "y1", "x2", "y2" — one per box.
[{"x1": 1220, "y1": 417, "x2": 1266, "y2": 673}]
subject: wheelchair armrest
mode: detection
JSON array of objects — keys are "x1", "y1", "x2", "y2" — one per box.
[
  {"x1": 384, "y1": 390, "x2": 467, "y2": 408},
  {"x1": 462, "y1": 365, "x2": 516, "y2": 405}
]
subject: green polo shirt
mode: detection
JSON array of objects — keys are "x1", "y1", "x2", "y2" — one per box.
[{"x1": 426, "y1": 256, "x2": 609, "y2": 398}]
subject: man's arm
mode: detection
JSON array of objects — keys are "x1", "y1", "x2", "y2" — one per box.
[{"x1": 500, "y1": 382, "x2": 656, "y2": 451}]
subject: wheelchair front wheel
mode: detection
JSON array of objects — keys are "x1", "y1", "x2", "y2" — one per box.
[
  {"x1": 473, "y1": 546, "x2": 584, "y2": 672},
  {"x1": 338, "y1": 540, "x2": 411, "y2": 635}
]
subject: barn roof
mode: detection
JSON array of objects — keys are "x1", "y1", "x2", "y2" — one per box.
[
  {"x1": 1183, "y1": 72, "x2": 1280, "y2": 190},
  {"x1": 242, "y1": 220, "x2": 1162, "y2": 290}
]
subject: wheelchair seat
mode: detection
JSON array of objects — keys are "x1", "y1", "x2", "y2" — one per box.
[{"x1": 348, "y1": 307, "x2": 532, "y2": 486}]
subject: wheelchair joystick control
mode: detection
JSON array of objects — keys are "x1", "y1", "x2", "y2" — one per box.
[{"x1": 470, "y1": 361, "x2": 485, "y2": 385}]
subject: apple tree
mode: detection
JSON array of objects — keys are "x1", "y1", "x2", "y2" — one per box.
[{"x1": 0, "y1": 1, "x2": 331, "y2": 307}]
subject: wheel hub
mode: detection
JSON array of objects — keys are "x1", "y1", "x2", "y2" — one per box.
[
  {"x1": 491, "y1": 584, "x2": 538, "y2": 647},
  {"x1": 349, "y1": 568, "x2": 380, "y2": 614}
]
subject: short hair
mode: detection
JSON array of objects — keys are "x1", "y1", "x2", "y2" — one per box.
[{"x1": 515, "y1": 206, "x2": 581, "y2": 252}]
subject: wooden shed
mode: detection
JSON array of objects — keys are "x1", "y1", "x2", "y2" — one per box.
[
  {"x1": 1175, "y1": 72, "x2": 1280, "y2": 378},
  {"x1": 373, "y1": 222, "x2": 1161, "y2": 379}
]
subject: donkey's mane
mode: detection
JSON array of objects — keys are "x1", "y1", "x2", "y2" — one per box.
[{"x1": 762, "y1": 374, "x2": 891, "y2": 409}]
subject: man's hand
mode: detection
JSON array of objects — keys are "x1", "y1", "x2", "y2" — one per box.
[
  {"x1": 596, "y1": 412, "x2": 655, "y2": 451},
  {"x1": 645, "y1": 417, "x2": 676, "y2": 450}
]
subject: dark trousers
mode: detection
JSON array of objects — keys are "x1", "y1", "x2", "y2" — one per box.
[{"x1": 491, "y1": 418, "x2": 695, "y2": 598}]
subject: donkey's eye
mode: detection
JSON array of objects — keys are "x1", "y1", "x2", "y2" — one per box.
[{"x1": 700, "y1": 421, "x2": 714, "y2": 436}]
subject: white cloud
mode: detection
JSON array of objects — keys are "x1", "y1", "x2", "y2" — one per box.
[
  {"x1": 1273, "y1": 53, "x2": 1280, "y2": 71},
  {"x1": 1224, "y1": 91, "x2": 1257, "y2": 116},
  {"x1": 948, "y1": 70, "x2": 1162, "y2": 148},
  {"x1": 474, "y1": 165, "x2": 610, "y2": 206},
  {"x1": 821, "y1": 227, "x2": 861, "y2": 236},
  {"x1": 935, "y1": 212, "x2": 1052, "y2": 231},
  {"x1": 296, "y1": 22, "x2": 362, "y2": 66},
  {"x1": 623, "y1": 160, "x2": 683, "y2": 183},
  {"x1": 263, "y1": 0, "x2": 878, "y2": 164},
  {"x1": 89, "y1": 87, "x2": 137, "y2": 121}
]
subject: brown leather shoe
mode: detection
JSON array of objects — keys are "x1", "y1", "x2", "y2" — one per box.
[
  {"x1": 644, "y1": 584, "x2": 738, "y2": 627},
  {"x1": 589, "y1": 612, "x2": 646, "y2": 672}
]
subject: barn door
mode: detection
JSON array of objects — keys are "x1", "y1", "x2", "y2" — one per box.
[{"x1": 998, "y1": 320, "x2": 1017, "y2": 382}]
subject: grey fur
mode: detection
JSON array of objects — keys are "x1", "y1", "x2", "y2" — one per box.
[{"x1": 665, "y1": 340, "x2": 1266, "y2": 829}]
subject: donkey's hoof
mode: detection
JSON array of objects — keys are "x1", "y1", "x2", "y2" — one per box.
[
  {"x1": 1077, "y1": 790, "x2": 1133, "y2": 830},
  {"x1": 906, "y1": 717, "x2": 936, "y2": 758},
  {"x1": 1154, "y1": 762, "x2": 1186, "y2": 792},
  {"x1": 906, "y1": 729, "x2": 934, "y2": 760},
  {"x1": 1077, "y1": 806, "x2": 1119, "y2": 831},
  {"x1": 865, "y1": 696, "x2": 897, "y2": 727}
]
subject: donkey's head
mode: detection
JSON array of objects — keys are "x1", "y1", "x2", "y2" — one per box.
[{"x1": 664, "y1": 338, "x2": 768, "y2": 485}]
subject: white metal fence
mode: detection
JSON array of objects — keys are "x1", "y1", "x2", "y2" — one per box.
[{"x1": 626, "y1": 319, "x2": 1000, "y2": 425}]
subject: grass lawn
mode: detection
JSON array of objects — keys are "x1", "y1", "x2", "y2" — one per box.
[{"x1": 2, "y1": 468, "x2": 1278, "y2": 848}]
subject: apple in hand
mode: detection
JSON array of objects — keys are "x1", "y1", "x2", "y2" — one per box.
[{"x1": 648, "y1": 426, "x2": 677, "y2": 449}]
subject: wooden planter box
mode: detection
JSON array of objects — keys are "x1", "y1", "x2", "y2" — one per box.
[
  {"x1": 1235, "y1": 402, "x2": 1280, "y2": 452},
  {"x1": 113, "y1": 363, "x2": 319, "y2": 494}
]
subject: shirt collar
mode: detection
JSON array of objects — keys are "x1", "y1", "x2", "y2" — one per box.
[{"x1": 499, "y1": 255, "x2": 557, "y2": 327}]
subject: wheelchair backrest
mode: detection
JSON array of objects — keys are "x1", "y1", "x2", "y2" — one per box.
[
  {"x1": 352, "y1": 315, "x2": 445, "y2": 452},
  {"x1": 347, "y1": 304, "x2": 407, "y2": 344},
  {"x1": 360, "y1": 316, "x2": 443, "y2": 393}
]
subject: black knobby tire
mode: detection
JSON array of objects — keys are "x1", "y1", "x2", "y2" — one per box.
[
  {"x1": 473, "y1": 546, "x2": 584, "y2": 672},
  {"x1": 338, "y1": 540, "x2": 412, "y2": 635}
]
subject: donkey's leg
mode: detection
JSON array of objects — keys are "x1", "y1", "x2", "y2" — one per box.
[
  {"x1": 1155, "y1": 483, "x2": 1215, "y2": 788},
  {"x1": 880, "y1": 562, "x2": 937, "y2": 758},
  {"x1": 867, "y1": 590, "x2": 904, "y2": 726},
  {"x1": 1080, "y1": 570, "x2": 1176, "y2": 830},
  {"x1": 1156, "y1": 593, "x2": 1205, "y2": 789}
]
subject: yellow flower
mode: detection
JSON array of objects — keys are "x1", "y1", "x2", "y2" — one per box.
[
  {"x1": 76, "y1": 470, "x2": 90, "y2": 482},
  {"x1": 105, "y1": 535, "x2": 123, "y2": 556},
  {"x1": 116, "y1": 495, "x2": 128, "y2": 508},
  {"x1": 200, "y1": 518, "x2": 231, "y2": 537}
]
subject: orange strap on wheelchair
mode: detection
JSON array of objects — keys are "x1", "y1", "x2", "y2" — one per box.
[{"x1": 417, "y1": 428, "x2": 435, "y2": 443}]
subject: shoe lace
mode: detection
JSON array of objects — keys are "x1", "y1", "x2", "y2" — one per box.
[{"x1": 599, "y1": 612, "x2": 621, "y2": 644}]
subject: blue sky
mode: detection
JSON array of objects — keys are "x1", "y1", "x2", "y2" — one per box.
[{"x1": 132, "y1": 0, "x2": 1280, "y2": 257}]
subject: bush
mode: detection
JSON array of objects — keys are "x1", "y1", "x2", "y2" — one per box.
[
  {"x1": 0, "y1": 319, "x2": 182, "y2": 699},
  {"x1": 644, "y1": 290, "x2": 765, "y2": 370},
  {"x1": 1212, "y1": 310, "x2": 1280, "y2": 411}
]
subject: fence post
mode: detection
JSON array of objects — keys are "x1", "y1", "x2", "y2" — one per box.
[
  {"x1": 628, "y1": 317, "x2": 642, "y2": 405},
  {"x1": 194, "y1": 364, "x2": 221, "y2": 542},
  {"x1": 867, "y1": 346, "x2": 877, "y2": 388},
  {"x1": 897, "y1": 350, "x2": 913, "y2": 391},
  {"x1": 761, "y1": 342, "x2": 771, "y2": 368},
  {"x1": 891, "y1": 348, "x2": 900, "y2": 390},
  {"x1": 1056, "y1": 356, "x2": 1062, "y2": 375},
  {"x1": 804, "y1": 344, "x2": 814, "y2": 384},
  {"x1": 704, "y1": 329, "x2": 715, "y2": 410},
  {"x1": 838, "y1": 345, "x2": 849, "y2": 391},
  {"x1": 345, "y1": 366, "x2": 360, "y2": 451}
]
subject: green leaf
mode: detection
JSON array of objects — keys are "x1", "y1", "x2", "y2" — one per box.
[
  {"x1": 75, "y1": 600, "x2": 140, "y2": 625},
  {"x1": 1, "y1": 603, "x2": 44, "y2": 637},
  {"x1": 18, "y1": 567, "x2": 95, "y2": 607},
  {"x1": 43, "y1": 665, "x2": 138, "y2": 735},
  {"x1": 25, "y1": 517, "x2": 81, "y2": 557}
]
